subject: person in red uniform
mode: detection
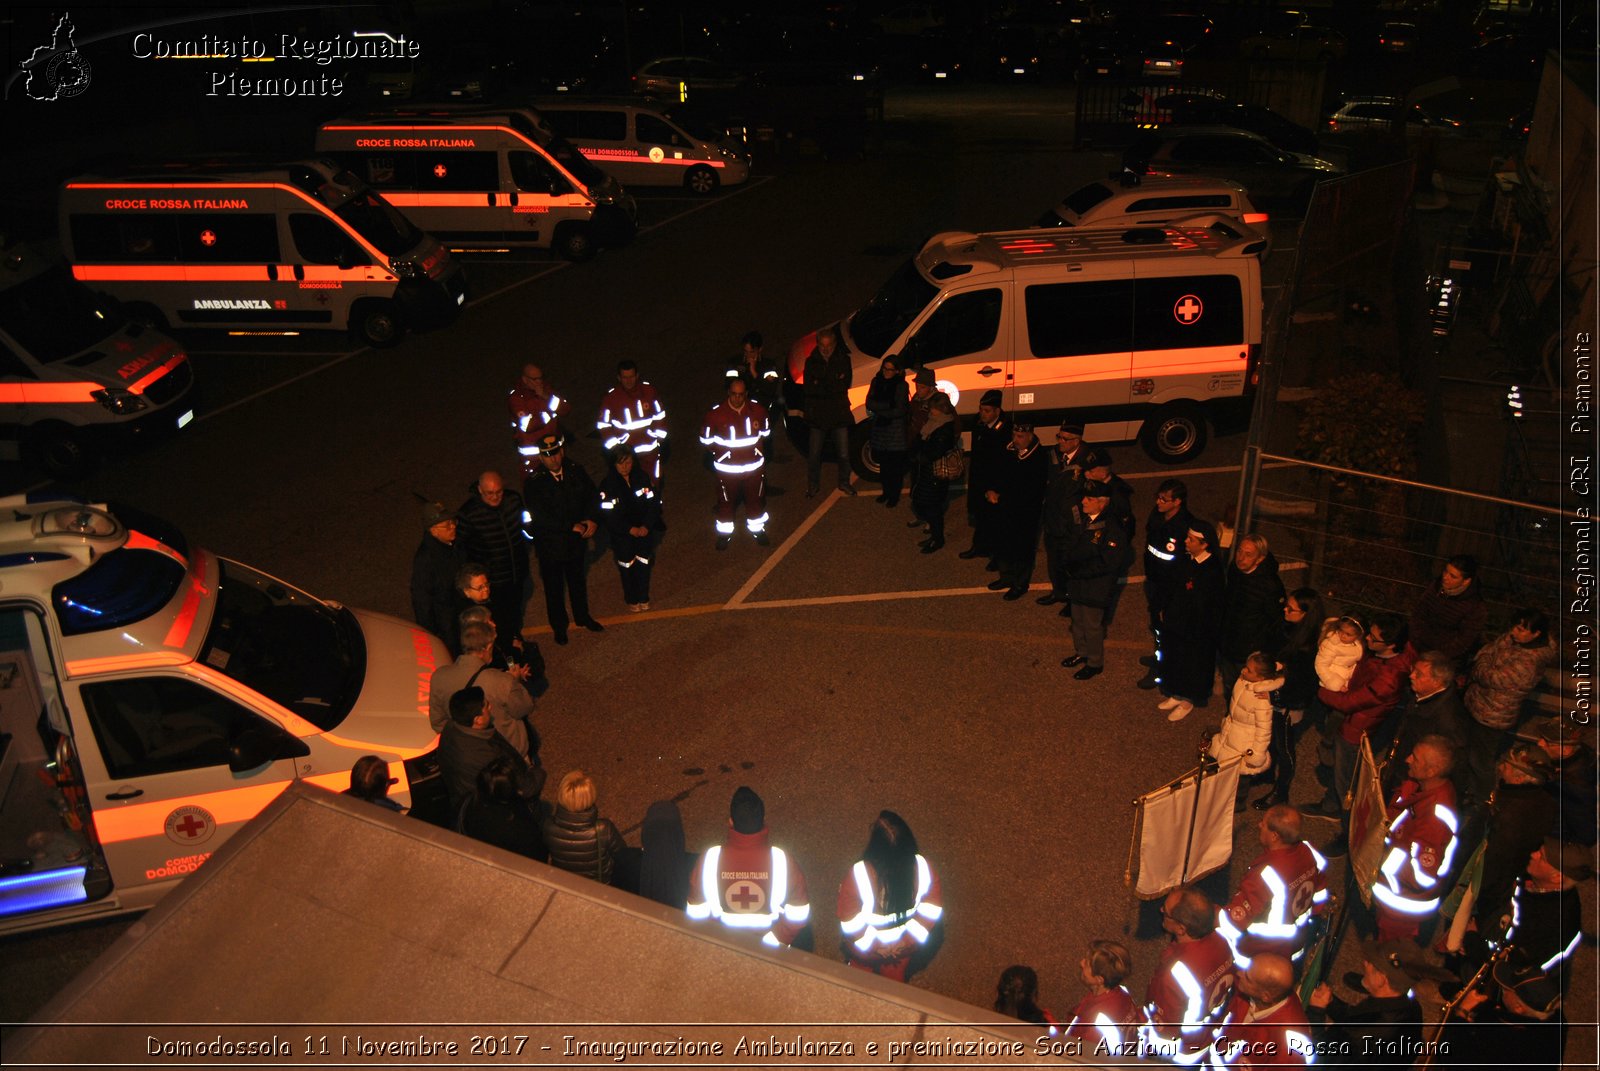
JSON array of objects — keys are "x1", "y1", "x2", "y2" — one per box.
[
  {"x1": 1372, "y1": 734, "x2": 1461, "y2": 943},
  {"x1": 509, "y1": 362, "x2": 571, "y2": 474},
  {"x1": 686, "y1": 786, "x2": 812, "y2": 950},
  {"x1": 1141, "y1": 884, "x2": 1237, "y2": 1066},
  {"x1": 836, "y1": 811, "x2": 943, "y2": 982},
  {"x1": 699, "y1": 377, "x2": 770, "y2": 550},
  {"x1": 1216, "y1": 804, "x2": 1329, "y2": 968},
  {"x1": 1065, "y1": 939, "x2": 1134, "y2": 1055},
  {"x1": 1210, "y1": 953, "x2": 1314, "y2": 1067},
  {"x1": 597, "y1": 360, "x2": 667, "y2": 481}
]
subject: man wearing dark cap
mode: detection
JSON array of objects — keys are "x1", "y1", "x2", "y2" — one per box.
[
  {"x1": 437, "y1": 686, "x2": 543, "y2": 813},
  {"x1": 1058, "y1": 480, "x2": 1129, "y2": 679},
  {"x1": 1037, "y1": 427, "x2": 1098, "y2": 608},
  {"x1": 1157, "y1": 518, "x2": 1226, "y2": 721},
  {"x1": 410, "y1": 500, "x2": 464, "y2": 646},
  {"x1": 959, "y1": 389, "x2": 1010, "y2": 566},
  {"x1": 686, "y1": 786, "x2": 813, "y2": 950},
  {"x1": 986, "y1": 421, "x2": 1050, "y2": 600},
  {"x1": 522, "y1": 432, "x2": 604, "y2": 646},
  {"x1": 1307, "y1": 940, "x2": 1423, "y2": 1054}
]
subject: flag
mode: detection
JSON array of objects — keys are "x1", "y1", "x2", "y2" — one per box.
[
  {"x1": 1347, "y1": 736, "x2": 1389, "y2": 907},
  {"x1": 1135, "y1": 757, "x2": 1243, "y2": 898}
]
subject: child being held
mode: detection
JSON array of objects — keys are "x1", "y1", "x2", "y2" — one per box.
[{"x1": 1314, "y1": 615, "x2": 1365, "y2": 692}]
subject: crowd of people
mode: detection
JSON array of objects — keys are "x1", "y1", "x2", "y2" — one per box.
[{"x1": 383, "y1": 339, "x2": 1592, "y2": 1064}]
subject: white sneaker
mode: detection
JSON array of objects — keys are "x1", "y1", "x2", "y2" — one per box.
[
  {"x1": 640, "y1": 602, "x2": 650, "y2": 611},
  {"x1": 1158, "y1": 697, "x2": 1181, "y2": 710},
  {"x1": 1166, "y1": 701, "x2": 1194, "y2": 722},
  {"x1": 629, "y1": 603, "x2": 644, "y2": 613}
]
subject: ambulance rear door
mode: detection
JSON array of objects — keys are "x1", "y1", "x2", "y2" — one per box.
[{"x1": 65, "y1": 667, "x2": 309, "y2": 894}]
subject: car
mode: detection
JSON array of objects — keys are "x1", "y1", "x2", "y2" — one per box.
[
  {"x1": 1324, "y1": 96, "x2": 1463, "y2": 136},
  {"x1": 1240, "y1": 23, "x2": 1347, "y2": 62},
  {"x1": 1075, "y1": 29, "x2": 1132, "y2": 80},
  {"x1": 981, "y1": 21, "x2": 1072, "y2": 81},
  {"x1": 1034, "y1": 174, "x2": 1269, "y2": 237},
  {"x1": 1378, "y1": 21, "x2": 1418, "y2": 53},
  {"x1": 1123, "y1": 126, "x2": 1343, "y2": 209},
  {"x1": 1147, "y1": 92, "x2": 1321, "y2": 154},
  {"x1": 1139, "y1": 36, "x2": 1187, "y2": 79},
  {"x1": 909, "y1": 28, "x2": 971, "y2": 83},
  {"x1": 632, "y1": 56, "x2": 747, "y2": 103}
]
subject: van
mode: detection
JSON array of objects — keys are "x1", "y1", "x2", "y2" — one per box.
[
  {"x1": 529, "y1": 96, "x2": 750, "y2": 195},
  {"x1": 784, "y1": 215, "x2": 1265, "y2": 469},
  {"x1": 0, "y1": 497, "x2": 447, "y2": 935},
  {"x1": 60, "y1": 159, "x2": 467, "y2": 348},
  {"x1": 0, "y1": 244, "x2": 194, "y2": 479},
  {"x1": 316, "y1": 108, "x2": 638, "y2": 259}
]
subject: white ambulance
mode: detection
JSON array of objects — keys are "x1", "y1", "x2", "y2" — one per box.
[
  {"x1": 784, "y1": 215, "x2": 1266, "y2": 470},
  {"x1": 0, "y1": 243, "x2": 194, "y2": 479},
  {"x1": 315, "y1": 108, "x2": 638, "y2": 259},
  {"x1": 0, "y1": 498, "x2": 447, "y2": 935},
  {"x1": 59, "y1": 159, "x2": 468, "y2": 347}
]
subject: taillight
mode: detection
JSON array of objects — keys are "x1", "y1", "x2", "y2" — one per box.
[{"x1": 1243, "y1": 212, "x2": 1270, "y2": 224}]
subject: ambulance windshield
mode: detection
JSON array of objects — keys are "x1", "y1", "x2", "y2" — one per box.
[
  {"x1": 199, "y1": 560, "x2": 366, "y2": 731},
  {"x1": 542, "y1": 134, "x2": 609, "y2": 190},
  {"x1": 327, "y1": 189, "x2": 424, "y2": 257},
  {"x1": 0, "y1": 264, "x2": 127, "y2": 363},
  {"x1": 848, "y1": 259, "x2": 939, "y2": 358}
]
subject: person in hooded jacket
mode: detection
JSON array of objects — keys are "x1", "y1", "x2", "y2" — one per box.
[
  {"x1": 864, "y1": 356, "x2": 910, "y2": 508},
  {"x1": 1218, "y1": 533, "x2": 1287, "y2": 696},
  {"x1": 637, "y1": 799, "x2": 695, "y2": 910}
]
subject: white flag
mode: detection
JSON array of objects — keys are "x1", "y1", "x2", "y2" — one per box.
[{"x1": 1136, "y1": 758, "x2": 1243, "y2": 898}]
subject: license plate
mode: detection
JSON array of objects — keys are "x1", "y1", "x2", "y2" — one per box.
[
  {"x1": 1154, "y1": 60, "x2": 1174, "y2": 67},
  {"x1": 177, "y1": 409, "x2": 195, "y2": 429}
]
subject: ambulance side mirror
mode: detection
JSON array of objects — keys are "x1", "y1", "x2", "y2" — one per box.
[{"x1": 229, "y1": 725, "x2": 309, "y2": 773}]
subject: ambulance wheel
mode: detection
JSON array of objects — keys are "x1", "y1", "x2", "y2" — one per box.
[
  {"x1": 685, "y1": 165, "x2": 719, "y2": 196},
  {"x1": 125, "y1": 303, "x2": 168, "y2": 331},
  {"x1": 26, "y1": 424, "x2": 97, "y2": 480},
  {"x1": 353, "y1": 301, "x2": 405, "y2": 348},
  {"x1": 1140, "y1": 403, "x2": 1208, "y2": 464},
  {"x1": 851, "y1": 425, "x2": 882, "y2": 481},
  {"x1": 554, "y1": 223, "x2": 596, "y2": 262}
]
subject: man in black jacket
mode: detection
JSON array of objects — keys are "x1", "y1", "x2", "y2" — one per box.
[
  {"x1": 522, "y1": 432, "x2": 604, "y2": 646},
  {"x1": 1159, "y1": 518, "x2": 1227, "y2": 722},
  {"x1": 410, "y1": 501, "x2": 463, "y2": 645},
  {"x1": 802, "y1": 324, "x2": 854, "y2": 497},
  {"x1": 986, "y1": 422, "x2": 1050, "y2": 601},
  {"x1": 1138, "y1": 479, "x2": 1192, "y2": 689},
  {"x1": 1217, "y1": 532, "x2": 1286, "y2": 695},
  {"x1": 1058, "y1": 481, "x2": 1129, "y2": 680},
  {"x1": 457, "y1": 470, "x2": 532, "y2": 640},
  {"x1": 960, "y1": 390, "x2": 1011, "y2": 566},
  {"x1": 1307, "y1": 941, "x2": 1423, "y2": 1056},
  {"x1": 438, "y1": 686, "x2": 543, "y2": 814}
]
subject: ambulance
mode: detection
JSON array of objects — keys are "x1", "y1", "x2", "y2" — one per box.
[
  {"x1": 784, "y1": 214, "x2": 1267, "y2": 472},
  {"x1": 0, "y1": 243, "x2": 194, "y2": 479},
  {"x1": 315, "y1": 108, "x2": 638, "y2": 260},
  {"x1": 0, "y1": 498, "x2": 447, "y2": 935},
  {"x1": 59, "y1": 159, "x2": 467, "y2": 347}
]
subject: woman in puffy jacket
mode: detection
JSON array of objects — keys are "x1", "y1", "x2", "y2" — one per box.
[
  {"x1": 1208, "y1": 650, "x2": 1282, "y2": 778},
  {"x1": 542, "y1": 769, "x2": 627, "y2": 889},
  {"x1": 1461, "y1": 609, "x2": 1558, "y2": 801}
]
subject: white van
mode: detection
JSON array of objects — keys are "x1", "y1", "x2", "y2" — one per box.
[
  {"x1": 59, "y1": 159, "x2": 467, "y2": 347},
  {"x1": 316, "y1": 108, "x2": 638, "y2": 258},
  {"x1": 785, "y1": 215, "x2": 1266, "y2": 469},
  {"x1": 0, "y1": 244, "x2": 194, "y2": 478},
  {"x1": 529, "y1": 96, "x2": 751, "y2": 195},
  {"x1": 1035, "y1": 173, "x2": 1267, "y2": 231},
  {"x1": 0, "y1": 498, "x2": 447, "y2": 935}
]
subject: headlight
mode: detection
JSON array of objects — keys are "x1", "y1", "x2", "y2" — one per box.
[
  {"x1": 92, "y1": 388, "x2": 148, "y2": 415},
  {"x1": 389, "y1": 258, "x2": 423, "y2": 279}
]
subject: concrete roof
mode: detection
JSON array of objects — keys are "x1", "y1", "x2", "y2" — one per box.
[{"x1": 9, "y1": 785, "x2": 1123, "y2": 1066}]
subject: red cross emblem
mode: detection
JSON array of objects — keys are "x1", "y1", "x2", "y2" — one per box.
[
  {"x1": 433, "y1": 163, "x2": 447, "y2": 178},
  {"x1": 314, "y1": 292, "x2": 329, "y2": 305},
  {"x1": 163, "y1": 804, "x2": 218, "y2": 845},
  {"x1": 726, "y1": 880, "x2": 766, "y2": 912},
  {"x1": 1173, "y1": 294, "x2": 1203, "y2": 325},
  {"x1": 199, "y1": 229, "x2": 217, "y2": 247},
  {"x1": 274, "y1": 299, "x2": 287, "y2": 310}
]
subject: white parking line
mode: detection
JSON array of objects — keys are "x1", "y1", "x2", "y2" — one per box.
[
  {"x1": 198, "y1": 345, "x2": 373, "y2": 423},
  {"x1": 724, "y1": 479, "x2": 851, "y2": 608}
]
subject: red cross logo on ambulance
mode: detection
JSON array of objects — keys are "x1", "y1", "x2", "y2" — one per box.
[
  {"x1": 433, "y1": 163, "x2": 447, "y2": 178},
  {"x1": 1173, "y1": 294, "x2": 1204, "y2": 325},
  {"x1": 164, "y1": 804, "x2": 218, "y2": 846},
  {"x1": 727, "y1": 879, "x2": 767, "y2": 913},
  {"x1": 199, "y1": 229, "x2": 217, "y2": 247},
  {"x1": 648, "y1": 146, "x2": 665, "y2": 163}
]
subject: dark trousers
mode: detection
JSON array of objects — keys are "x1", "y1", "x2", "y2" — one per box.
[
  {"x1": 997, "y1": 523, "x2": 1039, "y2": 590},
  {"x1": 490, "y1": 582, "x2": 528, "y2": 641},
  {"x1": 1044, "y1": 533, "x2": 1068, "y2": 596},
  {"x1": 536, "y1": 555, "x2": 590, "y2": 634},
  {"x1": 1069, "y1": 602, "x2": 1107, "y2": 667},
  {"x1": 970, "y1": 499, "x2": 1003, "y2": 555},
  {"x1": 807, "y1": 424, "x2": 850, "y2": 491},
  {"x1": 911, "y1": 463, "x2": 950, "y2": 541},
  {"x1": 877, "y1": 449, "x2": 907, "y2": 505}
]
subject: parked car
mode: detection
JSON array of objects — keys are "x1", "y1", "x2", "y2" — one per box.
[
  {"x1": 632, "y1": 56, "x2": 746, "y2": 102},
  {"x1": 1076, "y1": 29, "x2": 1131, "y2": 79},
  {"x1": 1378, "y1": 21, "x2": 1418, "y2": 53},
  {"x1": 1240, "y1": 23, "x2": 1347, "y2": 62},
  {"x1": 1123, "y1": 126, "x2": 1343, "y2": 209},
  {"x1": 1034, "y1": 174, "x2": 1269, "y2": 241},
  {"x1": 1325, "y1": 96, "x2": 1462, "y2": 136},
  {"x1": 1148, "y1": 92, "x2": 1320, "y2": 154}
]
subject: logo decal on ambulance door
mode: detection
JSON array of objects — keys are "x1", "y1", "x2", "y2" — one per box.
[
  {"x1": 648, "y1": 146, "x2": 665, "y2": 163},
  {"x1": 1173, "y1": 294, "x2": 1204, "y2": 325},
  {"x1": 164, "y1": 804, "x2": 217, "y2": 846}
]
